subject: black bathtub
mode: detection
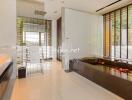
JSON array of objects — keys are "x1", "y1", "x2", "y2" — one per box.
[{"x1": 69, "y1": 58, "x2": 132, "y2": 100}]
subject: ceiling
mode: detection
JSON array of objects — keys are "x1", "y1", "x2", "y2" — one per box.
[
  {"x1": 19, "y1": 0, "x2": 44, "y2": 4},
  {"x1": 22, "y1": 0, "x2": 132, "y2": 20}
]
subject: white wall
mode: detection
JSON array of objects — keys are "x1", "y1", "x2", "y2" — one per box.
[
  {"x1": 0, "y1": 0, "x2": 16, "y2": 56},
  {"x1": 17, "y1": 0, "x2": 44, "y2": 19},
  {"x1": 0, "y1": 0, "x2": 16, "y2": 88},
  {"x1": 52, "y1": 20, "x2": 57, "y2": 59},
  {"x1": 62, "y1": 8, "x2": 103, "y2": 70},
  {"x1": 0, "y1": 0, "x2": 16, "y2": 96}
]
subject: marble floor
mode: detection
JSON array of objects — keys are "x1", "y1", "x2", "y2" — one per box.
[{"x1": 11, "y1": 60, "x2": 123, "y2": 100}]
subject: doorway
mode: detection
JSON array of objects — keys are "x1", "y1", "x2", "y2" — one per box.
[{"x1": 16, "y1": 17, "x2": 52, "y2": 75}]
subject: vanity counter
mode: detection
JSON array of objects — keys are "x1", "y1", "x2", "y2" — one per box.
[
  {"x1": 0, "y1": 55, "x2": 12, "y2": 76},
  {"x1": 0, "y1": 54, "x2": 13, "y2": 100}
]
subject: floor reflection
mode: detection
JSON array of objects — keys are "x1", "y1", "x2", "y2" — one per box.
[
  {"x1": 96, "y1": 64, "x2": 132, "y2": 82},
  {"x1": 26, "y1": 61, "x2": 52, "y2": 76},
  {"x1": 11, "y1": 60, "x2": 123, "y2": 100}
]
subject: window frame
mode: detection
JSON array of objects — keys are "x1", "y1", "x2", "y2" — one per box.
[{"x1": 103, "y1": 4, "x2": 132, "y2": 60}]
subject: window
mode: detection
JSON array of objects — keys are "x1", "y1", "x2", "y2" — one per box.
[
  {"x1": 110, "y1": 12, "x2": 115, "y2": 58},
  {"x1": 25, "y1": 32, "x2": 39, "y2": 46},
  {"x1": 115, "y1": 10, "x2": 121, "y2": 58},
  {"x1": 104, "y1": 4, "x2": 132, "y2": 60},
  {"x1": 121, "y1": 8, "x2": 127, "y2": 59},
  {"x1": 17, "y1": 17, "x2": 52, "y2": 61},
  {"x1": 128, "y1": 5, "x2": 132, "y2": 59},
  {"x1": 104, "y1": 14, "x2": 110, "y2": 57}
]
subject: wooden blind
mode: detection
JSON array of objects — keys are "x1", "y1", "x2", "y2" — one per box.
[
  {"x1": 17, "y1": 17, "x2": 52, "y2": 46},
  {"x1": 110, "y1": 12, "x2": 115, "y2": 58},
  {"x1": 104, "y1": 14, "x2": 110, "y2": 57},
  {"x1": 104, "y1": 4, "x2": 132, "y2": 60},
  {"x1": 121, "y1": 7, "x2": 127, "y2": 59},
  {"x1": 128, "y1": 5, "x2": 132, "y2": 59}
]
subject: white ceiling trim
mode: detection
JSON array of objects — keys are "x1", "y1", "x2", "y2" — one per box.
[
  {"x1": 43, "y1": 0, "x2": 132, "y2": 20},
  {"x1": 20, "y1": 0, "x2": 132, "y2": 20}
]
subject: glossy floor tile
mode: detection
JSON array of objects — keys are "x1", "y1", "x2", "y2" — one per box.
[{"x1": 11, "y1": 60, "x2": 123, "y2": 100}]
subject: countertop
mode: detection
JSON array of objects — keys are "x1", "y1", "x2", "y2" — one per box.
[{"x1": 0, "y1": 54, "x2": 12, "y2": 76}]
